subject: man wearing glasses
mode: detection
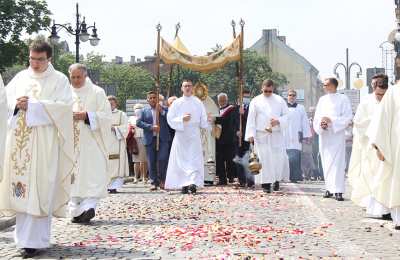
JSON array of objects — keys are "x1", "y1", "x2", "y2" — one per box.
[
  {"x1": 313, "y1": 78, "x2": 352, "y2": 201},
  {"x1": 349, "y1": 74, "x2": 390, "y2": 220},
  {"x1": 245, "y1": 79, "x2": 290, "y2": 193},
  {"x1": 285, "y1": 89, "x2": 312, "y2": 183},
  {"x1": 0, "y1": 40, "x2": 73, "y2": 258},
  {"x1": 367, "y1": 74, "x2": 400, "y2": 229}
]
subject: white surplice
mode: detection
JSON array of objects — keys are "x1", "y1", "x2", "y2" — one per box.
[
  {"x1": 313, "y1": 93, "x2": 352, "y2": 194},
  {"x1": 0, "y1": 74, "x2": 7, "y2": 179},
  {"x1": 348, "y1": 94, "x2": 382, "y2": 209},
  {"x1": 285, "y1": 103, "x2": 312, "y2": 150},
  {"x1": 165, "y1": 95, "x2": 209, "y2": 189},
  {"x1": 108, "y1": 109, "x2": 129, "y2": 190},
  {"x1": 245, "y1": 94, "x2": 290, "y2": 184},
  {"x1": 0, "y1": 64, "x2": 74, "y2": 248},
  {"x1": 69, "y1": 78, "x2": 112, "y2": 217},
  {"x1": 367, "y1": 85, "x2": 400, "y2": 224}
]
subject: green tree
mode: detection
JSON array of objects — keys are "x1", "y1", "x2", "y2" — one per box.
[
  {"x1": 100, "y1": 64, "x2": 154, "y2": 110},
  {"x1": 0, "y1": 0, "x2": 51, "y2": 71}
]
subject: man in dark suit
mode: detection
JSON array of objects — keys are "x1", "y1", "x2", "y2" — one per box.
[
  {"x1": 136, "y1": 91, "x2": 170, "y2": 190},
  {"x1": 235, "y1": 89, "x2": 254, "y2": 188},
  {"x1": 215, "y1": 93, "x2": 238, "y2": 185}
]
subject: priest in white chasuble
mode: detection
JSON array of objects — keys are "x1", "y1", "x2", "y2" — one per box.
[
  {"x1": 107, "y1": 95, "x2": 129, "y2": 193},
  {"x1": 165, "y1": 80, "x2": 210, "y2": 194},
  {"x1": 313, "y1": 77, "x2": 352, "y2": 201},
  {"x1": 0, "y1": 74, "x2": 7, "y2": 177},
  {"x1": 348, "y1": 74, "x2": 389, "y2": 218},
  {"x1": 0, "y1": 40, "x2": 74, "y2": 258},
  {"x1": 245, "y1": 79, "x2": 289, "y2": 193},
  {"x1": 367, "y1": 79, "x2": 400, "y2": 229},
  {"x1": 68, "y1": 64, "x2": 112, "y2": 224}
]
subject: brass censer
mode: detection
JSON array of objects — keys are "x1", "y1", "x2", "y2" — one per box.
[{"x1": 248, "y1": 144, "x2": 262, "y2": 175}]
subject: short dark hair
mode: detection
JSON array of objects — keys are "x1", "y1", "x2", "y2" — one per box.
[
  {"x1": 262, "y1": 79, "x2": 274, "y2": 87},
  {"x1": 147, "y1": 91, "x2": 157, "y2": 96},
  {"x1": 29, "y1": 40, "x2": 52, "y2": 58},
  {"x1": 242, "y1": 89, "x2": 251, "y2": 95},
  {"x1": 325, "y1": 77, "x2": 339, "y2": 88},
  {"x1": 182, "y1": 79, "x2": 193, "y2": 84},
  {"x1": 372, "y1": 73, "x2": 389, "y2": 89}
]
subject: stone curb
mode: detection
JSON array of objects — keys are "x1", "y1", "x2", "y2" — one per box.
[{"x1": 0, "y1": 215, "x2": 15, "y2": 231}]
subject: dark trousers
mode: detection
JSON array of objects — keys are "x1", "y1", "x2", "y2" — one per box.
[
  {"x1": 236, "y1": 163, "x2": 255, "y2": 187},
  {"x1": 216, "y1": 143, "x2": 237, "y2": 184},
  {"x1": 287, "y1": 149, "x2": 302, "y2": 182},
  {"x1": 145, "y1": 137, "x2": 169, "y2": 186}
]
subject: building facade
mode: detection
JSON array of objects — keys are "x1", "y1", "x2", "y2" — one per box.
[{"x1": 250, "y1": 29, "x2": 323, "y2": 110}]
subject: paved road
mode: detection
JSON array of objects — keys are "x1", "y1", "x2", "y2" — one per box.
[{"x1": 1, "y1": 181, "x2": 400, "y2": 259}]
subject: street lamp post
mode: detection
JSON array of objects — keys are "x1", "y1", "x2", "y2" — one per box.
[
  {"x1": 48, "y1": 3, "x2": 100, "y2": 63},
  {"x1": 333, "y1": 48, "x2": 362, "y2": 89}
]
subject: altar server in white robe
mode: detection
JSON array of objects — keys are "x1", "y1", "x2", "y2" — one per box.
[
  {"x1": 0, "y1": 40, "x2": 74, "y2": 258},
  {"x1": 0, "y1": 74, "x2": 7, "y2": 176},
  {"x1": 348, "y1": 74, "x2": 389, "y2": 218},
  {"x1": 367, "y1": 79, "x2": 400, "y2": 229},
  {"x1": 68, "y1": 64, "x2": 112, "y2": 224},
  {"x1": 165, "y1": 80, "x2": 209, "y2": 194},
  {"x1": 107, "y1": 95, "x2": 129, "y2": 193},
  {"x1": 313, "y1": 77, "x2": 352, "y2": 201},
  {"x1": 245, "y1": 79, "x2": 290, "y2": 193}
]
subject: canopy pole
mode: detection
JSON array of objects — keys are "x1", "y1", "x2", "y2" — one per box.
[{"x1": 155, "y1": 23, "x2": 162, "y2": 151}]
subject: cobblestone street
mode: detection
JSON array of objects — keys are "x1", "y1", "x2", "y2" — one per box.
[{"x1": 1, "y1": 182, "x2": 400, "y2": 259}]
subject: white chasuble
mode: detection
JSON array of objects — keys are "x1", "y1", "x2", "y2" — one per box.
[
  {"x1": 0, "y1": 64, "x2": 74, "y2": 218},
  {"x1": 313, "y1": 93, "x2": 352, "y2": 193},
  {"x1": 70, "y1": 78, "x2": 112, "y2": 199},
  {"x1": 0, "y1": 74, "x2": 7, "y2": 179},
  {"x1": 165, "y1": 95, "x2": 209, "y2": 189},
  {"x1": 348, "y1": 94, "x2": 381, "y2": 207},
  {"x1": 367, "y1": 85, "x2": 400, "y2": 209},
  {"x1": 245, "y1": 94, "x2": 290, "y2": 184},
  {"x1": 108, "y1": 109, "x2": 129, "y2": 185}
]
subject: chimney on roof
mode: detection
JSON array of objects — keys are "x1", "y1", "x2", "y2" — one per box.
[{"x1": 277, "y1": 36, "x2": 286, "y2": 44}]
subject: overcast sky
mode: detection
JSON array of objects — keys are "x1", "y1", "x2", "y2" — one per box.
[{"x1": 45, "y1": 0, "x2": 396, "y2": 83}]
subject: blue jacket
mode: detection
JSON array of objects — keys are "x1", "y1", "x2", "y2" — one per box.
[{"x1": 136, "y1": 106, "x2": 171, "y2": 146}]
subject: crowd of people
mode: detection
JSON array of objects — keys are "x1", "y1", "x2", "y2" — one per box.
[{"x1": 0, "y1": 39, "x2": 399, "y2": 258}]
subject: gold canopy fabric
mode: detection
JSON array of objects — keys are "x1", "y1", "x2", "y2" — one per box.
[{"x1": 160, "y1": 34, "x2": 241, "y2": 72}]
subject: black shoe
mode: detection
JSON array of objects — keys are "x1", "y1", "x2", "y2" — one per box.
[
  {"x1": 188, "y1": 184, "x2": 197, "y2": 194},
  {"x1": 181, "y1": 186, "x2": 189, "y2": 194},
  {"x1": 262, "y1": 183, "x2": 272, "y2": 193},
  {"x1": 81, "y1": 208, "x2": 95, "y2": 223},
  {"x1": 335, "y1": 193, "x2": 344, "y2": 201},
  {"x1": 323, "y1": 191, "x2": 333, "y2": 198},
  {"x1": 382, "y1": 213, "x2": 392, "y2": 221},
  {"x1": 149, "y1": 185, "x2": 158, "y2": 191},
  {"x1": 108, "y1": 189, "x2": 117, "y2": 194},
  {"x1": 21, "y1": 248, "x2": 39, "y2": 258},
  {"x1": 273, "y1": 181, "x2": 280, "y2": 191},
  {"x1": 71, "y1": 216, "x2": 81, "y2": 223}
]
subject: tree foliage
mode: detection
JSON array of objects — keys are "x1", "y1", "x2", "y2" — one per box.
[{"x1": 0, "y1": 0, "x2": 51, "y2": 71}]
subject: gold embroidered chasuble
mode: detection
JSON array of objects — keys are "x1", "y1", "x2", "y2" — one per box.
[
  {"x1": 0, "y1": 64, "x2": 74, "y2": 218},
  {"x1": 70, "y1": 78, "x2": 112, "y2": 199}
]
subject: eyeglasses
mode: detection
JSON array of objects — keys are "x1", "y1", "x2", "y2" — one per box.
[
  {"x1": 29, "y1": 57, "x2": 48, "y2": 62},
  {"x1": 288, "y1": 94, "x2": 296, "y2": 97}
]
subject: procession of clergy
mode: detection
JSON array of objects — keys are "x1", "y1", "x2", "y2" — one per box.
[{"x1": 0, "y1": 40, "x2": 399, "y2": 258}]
